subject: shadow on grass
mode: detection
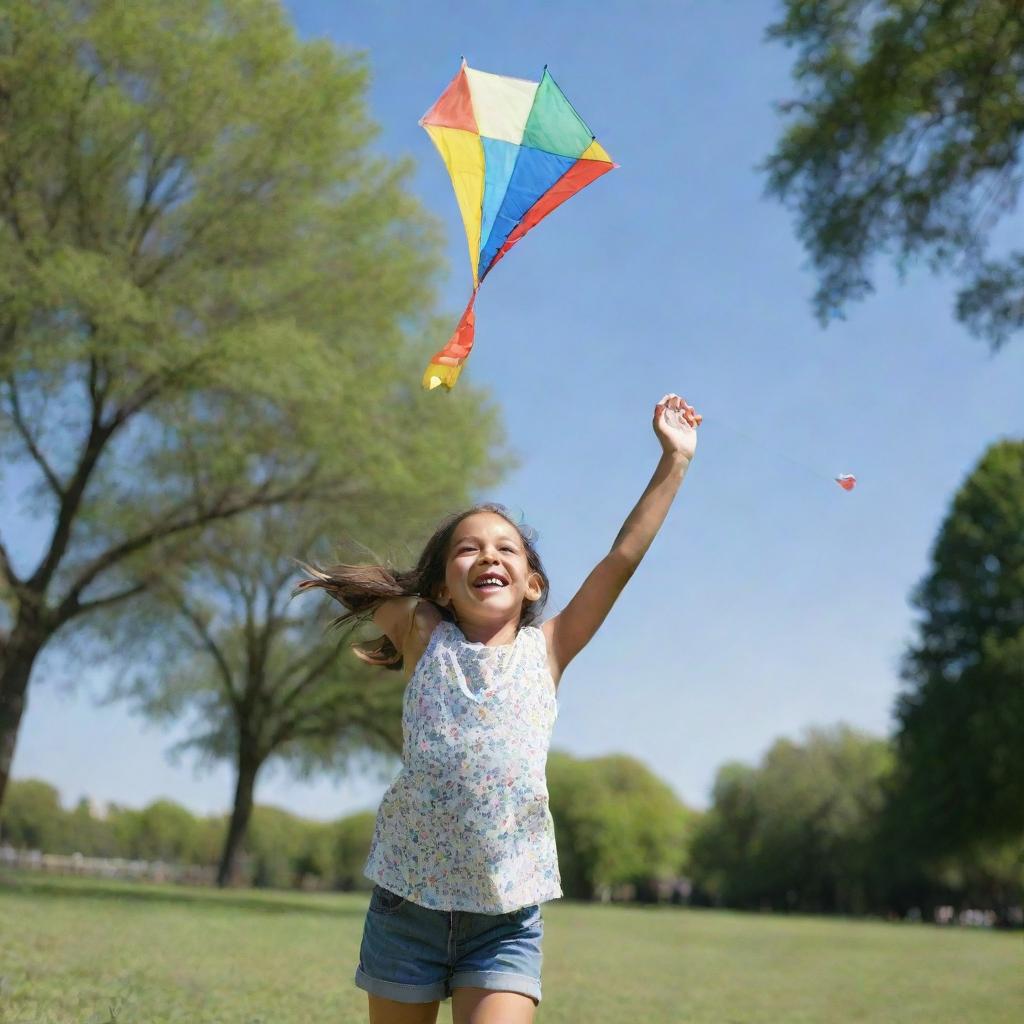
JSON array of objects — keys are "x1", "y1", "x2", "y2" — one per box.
[{"x1": 0, "y1": 871, "x2": 368, "y2": 918}]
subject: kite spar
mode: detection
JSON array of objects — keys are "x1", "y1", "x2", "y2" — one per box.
[{"x1": 419, "y1": 60, "x2": 617, "y2": 390}]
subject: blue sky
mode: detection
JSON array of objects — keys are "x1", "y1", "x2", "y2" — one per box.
[{"x1": 8, "y1": 1, "x2": 1023, "y2": 820}]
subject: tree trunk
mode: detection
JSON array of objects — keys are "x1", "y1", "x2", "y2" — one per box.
[
  {"x1": 0, "y1": 624, "x2": 46, "y2": 808},
  {"x1": 216, "y1": 743, "x2": 262, "y2": 887}
]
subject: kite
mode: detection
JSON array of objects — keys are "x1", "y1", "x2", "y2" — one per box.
[
  {"x1": 835, "y1": 474, "x2": 857, "y2": 491},
  {"x1": 419, "y1": 59, "x2": 617, "y2": 390}
]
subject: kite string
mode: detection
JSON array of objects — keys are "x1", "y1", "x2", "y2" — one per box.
[
  {"x1": 703, "y1": 414, "x2": 840, "y2": 485},
  {"x1": 663, "y1": 344, "x2": 849, "y2": 487}
]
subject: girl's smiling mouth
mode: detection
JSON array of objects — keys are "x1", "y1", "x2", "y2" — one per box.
[
  {"x1": 472, "y1": 572, "x2": 509, "y2": 590},
  {"x1": 473, "y1": 580, "x2": 509, "y2": 594}
]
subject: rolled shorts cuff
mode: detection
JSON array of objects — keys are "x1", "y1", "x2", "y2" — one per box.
[
  {"x1": 354, "y1": 966, "x2": 542, "y2": 1006},
  {"x1": 451, "y1": 969, "x2": 541, "y2": 1005},
  {"x1": 354, "y1": 965, "x2": 448, "y2": 1004}
]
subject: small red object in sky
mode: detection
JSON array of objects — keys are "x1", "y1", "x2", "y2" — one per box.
[{"x1": 835, "y1": 474, "x2": 856, "y2": 491}]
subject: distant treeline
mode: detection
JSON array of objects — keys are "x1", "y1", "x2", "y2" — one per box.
[{"x1": 4, "y1": 726, "x2": 1021, "y2": 925}]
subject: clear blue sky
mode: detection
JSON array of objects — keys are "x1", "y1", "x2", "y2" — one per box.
[{"x1": 8, "y1": 1, "x2": 1023, "y2": 820}]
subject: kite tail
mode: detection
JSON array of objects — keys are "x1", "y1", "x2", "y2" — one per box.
[{"x1": 422, "y1": 290, "x2": 478, "y2": 391}]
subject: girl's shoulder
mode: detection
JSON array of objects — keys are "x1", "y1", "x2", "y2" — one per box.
[
  {"x1": 410, "y1": 597, "x2": 443, "y2": 643},
  {"x1": 401, "y1": 599, "x2": 445, "y2": 683},
  {"x1": 372, "y1": 596, "x2": 442, "y2": 651}
]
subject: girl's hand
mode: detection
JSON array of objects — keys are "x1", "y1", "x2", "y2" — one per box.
[{"x1": 654, "y1": 393, "x2": 701, "y2": 462}]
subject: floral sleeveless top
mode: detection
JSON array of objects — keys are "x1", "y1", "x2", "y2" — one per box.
[{"x1": 363, "y1": 617, "x2": 563, "y2": 914}]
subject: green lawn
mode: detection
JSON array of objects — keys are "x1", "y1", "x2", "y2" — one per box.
[{"x1": 1, "y1": 873, "x2": 1020, "y2": 1023}]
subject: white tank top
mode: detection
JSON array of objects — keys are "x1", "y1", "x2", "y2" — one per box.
[{"x1": 363, "y1": 617, "x2": 563, "y2": 913}]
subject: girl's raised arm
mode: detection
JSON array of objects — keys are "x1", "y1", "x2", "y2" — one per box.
[{"x1": 542, "y1": 393, "x2": 700, "y2": 682}]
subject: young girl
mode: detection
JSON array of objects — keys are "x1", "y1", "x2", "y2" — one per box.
[{"x1": 296, "y1": 393, "x2": 700, "y2": 1024}]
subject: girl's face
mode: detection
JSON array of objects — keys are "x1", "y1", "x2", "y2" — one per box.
[{"x1": 436, "y1": 512, "x2": 542, "y2": 624}]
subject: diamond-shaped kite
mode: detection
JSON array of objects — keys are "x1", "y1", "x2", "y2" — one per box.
[{"x1": 419, "y1": 59, "x2": 617, "y2": 390}]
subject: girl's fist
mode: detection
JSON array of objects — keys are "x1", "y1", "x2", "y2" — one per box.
[{"x1": 654, "y1": 393, "x2": 701, "y2": 461}]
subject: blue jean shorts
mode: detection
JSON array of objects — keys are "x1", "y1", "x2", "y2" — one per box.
[{"x1": 354, "y1": 884, "x2": 544, "y2": 1005}]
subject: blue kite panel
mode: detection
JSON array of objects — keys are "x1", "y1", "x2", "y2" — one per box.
[
  {"x1": 479, "y1": 138, "x2": 520, "y2": 266},
  {"x1": 478, "y1": 145, "x2": 575, "y2": 280}
]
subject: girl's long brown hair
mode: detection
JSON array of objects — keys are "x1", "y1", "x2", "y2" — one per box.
[{"x1": 292, "y1": 503, "x2": 550, "y2": 671}]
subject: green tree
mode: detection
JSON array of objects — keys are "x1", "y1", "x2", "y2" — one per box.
[
  {"x1": 0, "y1": 777, "x2": 65, "y2": 849},
  {"x1": 687, "y1": 761, "x2": 758, "y2": 906},
  {"x1": 889, "y1": 440, "x2": 1024, "y2": 859},
  {"x1": 64, "y1": 796, "x2": 117, "y2": 856},
  {"x1": 332, "y1": 810, "x2": 377, "y2": 892},
  {"x1": 0, "y1": 0, "x2": 483, "y2": 809},
  {"x1": 102, "y1": 511, "x2": 416, "y2": 886},
  {"x1": 547, "y1": 751, "x2": 693, "y2": 900},
  {"x1": 130, "y1": 799, "x2": 200, "y2": 862},
  {"x1": 765, "y1": 1, "x2": 1024, "y2": 348},
  {"x1": 292, "y1": 820, "x2": 336, "y2": 890},
  {"x1": 243, "y1": 804, "x2": 317, "y2": 889},
  {"x1": 193, "y1": 813, "x2": 228, "y2": 867},
  {"x1": 103, "y1": 389, "x2": 503, "y2": 885},
  {"x1": 690, "y1": 725, "x2": 893, "y2": 913},
  {"x1": 924, "y1": 836, "x2": 1024, "y2": 917}
]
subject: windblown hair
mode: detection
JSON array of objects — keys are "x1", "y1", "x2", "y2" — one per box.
[{"x1": 292, "y1": 503, "x2": 550, "y2": 671}]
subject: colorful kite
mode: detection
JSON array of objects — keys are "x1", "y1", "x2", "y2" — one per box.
[
  {"x1": 835, "y1": 474, "x2": 857, "y2": 491},
  {"x1": 419, "y1": 60, "x2": 617, "y2": 390}
]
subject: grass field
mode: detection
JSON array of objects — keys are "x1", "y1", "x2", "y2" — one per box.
[{"x1": 1, "y1": 873, "x2": 1020, "y2": 1024}]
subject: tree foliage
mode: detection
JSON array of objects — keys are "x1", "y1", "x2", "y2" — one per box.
[
  {"x1": 0, "y1": 0, "x2": 506, "y2": 806},
  {"x1": 110, "y1": 799, "x2": 202, "y2": 862},
  {"x1": 332, "y1": 810, "x2": 377, "y2": 891},
  {"x1": 890, "y1": 439, "x2": 1024, "y2": 856},
  {"x1": 547, "y1": 751, "x2": 694, "y2": 899},
  {"x1": 0, "y1": 776, "x2": 352, "y2": 887},
  {"x1": 765, "y1": 0, "x2": 1024, "y2": 348},
  {"x1": 101, "y1": 508, "x2": 415, "y2": 885},
  {"x1": 0, "y1": 777, "x2": 64, "y2": 850},
  {"x1": 689, "y1": 724, "x2": 894, "y2": 913}
]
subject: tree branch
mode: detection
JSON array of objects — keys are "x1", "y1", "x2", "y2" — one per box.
[
  {"x1": 43, "y1": 72, "x2": 97, "y2": 236},
  {"x1": 4, "y1": 375, "x2": 65, "y2": 499},
  {"x1": 2, "y1": 165, "x2": 32, "y2": 252},
  {"x1": 73, "y1": 580, "x2": 149, "y2": 615},
  {"x1": 128, "y1": 147, "x2": 194, "y2": 267},
  {"x1": 107, "y1": 348, "x2": 212, "y2": 431},
  {"x1": 287, "y1": 705, "x2": 399, "y2": 755},
  {"x1": 268, "y1": 645, "x2": 349, "y2": 746},
  {"x1": 176, "y1": 597, "x2": 242, "y2": 711},
  {"x1": 27, "y1": 360, "x2": 118, "y2": 594},
  {"x1": 87, "y1": 354, "x2": 111, "y2": 416},
  {"x1": 55, "y1": 462, "x2": 341, "y2": 625},
  {"x1": 133, "y1": 120, "x2": 294, "y2": 290},
  {"x1": 0, "y1": 534, "x2": 21, "y2": 590},
  {"x1": 252, "y1": 563, "x2": 299, "y2": 699}
]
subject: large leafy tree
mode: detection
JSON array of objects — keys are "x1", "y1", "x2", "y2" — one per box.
[
  {"x1": 689, "y1": 725, "x2": 893, "y2": 913},
  {"x1": 0, "y1": 0, "x2": 499, "y2": 807},
  {"x1": 889, "y1": 439, "x2": 1024, "y2": 858},
  {"x1": 765, "y1": 0, "x2": 1024, "y2": 348},
  {"x1": 685, "y1": 761, "x2": 759, "y2": 905},
  {"x1": 547, "y1": 751, "x2": 694, "y2": 900},
  {"x1": 105, "y1": 489, "x2": 503, "y2": 887}
]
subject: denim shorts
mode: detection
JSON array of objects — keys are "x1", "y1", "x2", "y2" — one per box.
[{"x1": 354, "y1": 884, "x2": 544, "y2": 1005}]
